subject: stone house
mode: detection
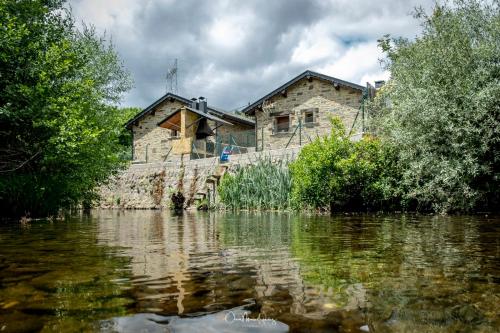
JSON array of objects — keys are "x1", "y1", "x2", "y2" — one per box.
[
  {"x1": 242, "y1": 70, "x2": 366, "y2": 150},
  {"x1": 126, "y1": 93, "x2": 254, "y2": 163}
]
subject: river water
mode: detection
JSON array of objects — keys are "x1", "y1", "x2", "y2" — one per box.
[{"x1": 0, "y1": 211, "x2": 498, "y2": 332}]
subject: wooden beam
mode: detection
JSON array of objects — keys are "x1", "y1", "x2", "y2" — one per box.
[{"x1": 159, "y1": 120, "x2": 181, "y2": 130}]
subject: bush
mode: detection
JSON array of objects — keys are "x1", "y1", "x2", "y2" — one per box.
[
  {"x1": 218, "y1": 157, "x2": 291, "y2": 210},
  {"x1": 289, "y1": 118, "x2": 394, "y2": 212}
]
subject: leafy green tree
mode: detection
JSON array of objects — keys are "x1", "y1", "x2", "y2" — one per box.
[
  {"x1": 289, "y1": 118, "x2": 392, "y2": 212},
  {"x1": 117, "y1": 107, "x2": 141, "y2": 160},
  {"x1": 372, "y1": 0, "x2": 500, "y2": 213},
  {"x1": 0, "y1": 0, "x2": 132, "y2": 217}
]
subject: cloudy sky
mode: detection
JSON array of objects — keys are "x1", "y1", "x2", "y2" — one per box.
[{"x1": 69, "y1": 0, "x2": 434, "y2": 111}]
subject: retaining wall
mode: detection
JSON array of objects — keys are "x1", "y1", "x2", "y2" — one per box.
[{"x1": 98, "y1": 147, "x2": 301, "y2": 209}]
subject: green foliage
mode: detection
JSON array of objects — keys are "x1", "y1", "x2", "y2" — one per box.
[
  {"x1": 290, "y1": 118, "x2": 393, "y2": 211},
  {"x1": 372, "y1": 0, "x2": 500, "y2": 213},
  {"x1": 218, "y1": 158, "x2": 292, "y2": 210},
  {"x1": 196, "y1": 198, "x2": 210, "y2": 211},
  {"x1": 0, "y1": 0, "x2": 132, "y2": 217},
  {"x1": 117, "y1": 107, "x2": 141, "y2": 160}
]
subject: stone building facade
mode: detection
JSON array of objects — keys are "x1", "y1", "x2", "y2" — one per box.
[
  {"x1": 129, "y1": 98, "x2": 184, "y2": 163},
  {"x1": 242, "y1": 71, "x2": 366, "y2": 150},
  {"x1": 126, "y1": 93, "x2": 254, "y2": 163}
]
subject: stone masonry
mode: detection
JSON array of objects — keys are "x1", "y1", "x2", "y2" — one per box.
[
  {"x1": 131, "y1": 99, "x2": 253, "y2": 164},
  {"x1": 255, "y1": 77, "x2": 363, "y2": 150},
  {"x1": 98, "y1": 147, "x2": 301, "y2": 209},
  {"x1": 132, "y1": 99, "x2": 185, "y2": 163}
]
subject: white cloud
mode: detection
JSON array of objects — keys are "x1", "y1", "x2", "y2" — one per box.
[
  {"x1": 68, "y1": 0, "x2": 435, "y2": 109},
  {"x1": 291, "y1": 24, "x2": 343, "y2": 64},
  {"x1": 207, "y1": 14, "x2": 252, "y2": 50},
  {"x1": 315, "y1": 41, "x2": 386, "y2": 85}
]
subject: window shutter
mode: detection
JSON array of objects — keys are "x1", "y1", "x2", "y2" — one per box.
[
  {"x1": 313, "y1": 108, "x2": 319, "y2": 123},
  {"x1": 272, "y1": 117, "x2": 277, "y2": 134}
]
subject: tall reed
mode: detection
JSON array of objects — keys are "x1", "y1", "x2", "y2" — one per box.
[{"x1": 218, "y1": 157, "x2": 291, "y2": 210}]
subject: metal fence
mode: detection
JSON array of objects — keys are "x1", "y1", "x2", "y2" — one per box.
[{"x1": 191, "y1": 129, "x2": 256, "y2": 160}]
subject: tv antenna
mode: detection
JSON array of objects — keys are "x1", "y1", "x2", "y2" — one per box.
[{"x1": 166, "y1": 58, "x2": 178, "y2": 94}]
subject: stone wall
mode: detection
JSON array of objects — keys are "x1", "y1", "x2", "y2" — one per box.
[
  {"x1": 255, "y1": 77, "x2": 363, "y2": 150},
  {"x1": 98, "y1": 147, "x2": 301, "y2": 209},
  {"x1": 132, "y1": 99, "x2": 185, "y2": 163},
  {"x1": 131, "y1": 99, "x2": 255, "y2": 164}
]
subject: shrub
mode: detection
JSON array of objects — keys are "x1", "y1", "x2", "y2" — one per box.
[{"x1": 289, "y1": 118, "x2": 394, "y2": 211}]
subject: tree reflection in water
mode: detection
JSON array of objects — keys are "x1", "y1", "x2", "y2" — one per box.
[{"x1": 0, "y1": 211, "x2": 498, "y2": 332}]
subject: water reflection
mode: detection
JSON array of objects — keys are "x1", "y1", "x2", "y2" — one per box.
[
  {"x1": 0, "y1": 216, "x2": 134, "y2": 332},
  {"x1": 93, "y1": 211, "x2": 500, "y2": 332},
  {"x1": 94, "y1": 211, "x2": 308, "y2": 320},
  {"x1": 0, "y1": 211, "x2": 498, "y2": 332}
]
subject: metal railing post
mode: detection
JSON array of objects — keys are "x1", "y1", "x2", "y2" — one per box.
[
  {"x1": 261, "y1": 127, "x2": 264, "y2": 151},
  {"x1": 299, "y1": 117, "x2": 302, "y2": 146},
  {"x1": 285, "y1": 124, "x2": 299, "y2": 148}
]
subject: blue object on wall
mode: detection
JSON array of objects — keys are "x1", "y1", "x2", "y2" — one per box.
[{"x1": 220, "y1": 146, "x2": 233, "y2": 162}]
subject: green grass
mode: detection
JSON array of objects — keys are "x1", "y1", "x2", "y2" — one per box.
[{"x1": 218, "y1": 157, "x2": 291, "y2": 210}]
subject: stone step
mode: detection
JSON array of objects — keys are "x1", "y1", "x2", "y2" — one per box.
[{"x1": 206, "y1": 176, "x2": 218, "y2": 183}]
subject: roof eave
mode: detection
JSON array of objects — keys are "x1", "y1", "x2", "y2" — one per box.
[
  {"x1": 242, "y1": 70, "x2": 366, "y2": 115},
  {"x1": 208, "y1": 109, "x2": 255, "y2": 126},
  {"x1": 126, "y1": 93, "x2": 254, "y2": 129},
  {"x1": 125, "y1": 93, "x2": 191, "y2": 129},
  {"x1": 184, "y1": 107, "x2": 234, "y2": 125}
]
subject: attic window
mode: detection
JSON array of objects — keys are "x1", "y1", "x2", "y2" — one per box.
[
  {"x1": 274, "y1": 115, "x2": 290, "y2": 133},
  {"x1": 302, "y1": 108, "x2": 318, "y2": 125},
  {"x1": 171, "y1": 129, "x2": 179, "y2": 138},
  {"x1": 304, "y1": 111, "x2": 314, "y2": 124}
]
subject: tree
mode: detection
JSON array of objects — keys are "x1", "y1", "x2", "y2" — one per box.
[
  {"x1": 117, "y1": 107, "x2": 141, "y2": 160},
  {"x1": 0, "y1": 0, "x2": 132, "y2": 217},
  {"x1": 372, "y1": 0, "x2": 500, "y2": 213}
]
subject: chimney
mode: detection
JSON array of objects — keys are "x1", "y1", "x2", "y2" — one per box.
[
  {"x1": 198, "y1": 96, "x2": 207, "y2": 113},
  {"x1": 190, "y1": 97, "x2": 198, "y2": 109},
  {"x1": 375, "y1": 80, "x2": 385, "y2": 89}
]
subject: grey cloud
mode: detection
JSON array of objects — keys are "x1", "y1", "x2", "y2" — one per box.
[{"x1": 70, "y1": 0, "x2": 435, "y2": 110}]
